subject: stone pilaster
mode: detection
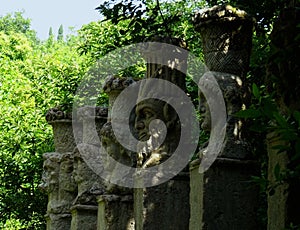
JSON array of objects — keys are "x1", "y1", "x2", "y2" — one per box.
[
  {"x1": 134, "y1": 36, "x2": 191, "y2": 229},
  {"x1": 70, "y1": 204, "x2": 98, "y2": 230},
  {"x1": 97, "y1": 195, "x2": 134, "y2": 230},
  {"x1": 45, "y1": 213, "x2": 72, "y2": 230},
  {"x1": 267, "y1": 132, "x2": 289, "y2": 230},
  {"x1": 142, "y1": 173, "x2": 190, "y2": 230},
  {"x1": 190, "y1": 5, "x2": 259, "y2": 229},
  {"x1": 189, "y1": 159, "x2": 259, "y2": 230}
]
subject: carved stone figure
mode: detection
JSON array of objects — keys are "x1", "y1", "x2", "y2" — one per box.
[
  {"x1": 134, "y1": 36, "x2": 188, "y2": 169},
  {"x1": 135, "y1": 97, "x2": 180, "y2": 168},
  {"x1": 198, "y1": 71, "x2": 251, "y2": 159},
  {"x1": 59, "y1": 152, "x2": 77, "y2": 213},
  {"x1": 199, "y1": 72, "x2": 244, "y2": 132},
  {"x1": 72, "y1": 146, "x2": 105, "y2": 205},
  {"x1": 100, "y1": 122, "x2": 133, "y2": 194},
  {"x1": 101, "y1": 122, "x2": 133, "y2": 166},
  {"x1": 39, "y1": 152, "x2": 61, "y2": 213}
]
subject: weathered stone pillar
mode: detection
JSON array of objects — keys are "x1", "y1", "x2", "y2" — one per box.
[
  {"x1": 134, "y1": 36, "x2": 191, "y2": 229},
  {"x1": 70, "y1": 145, "x2": 105, "y2": 229},
  {"x1": 40, "y1": 109, "x2": 81, "y2": 230},
  {"x1": 266, "y1": 132, "x2": 289, "y2": 230},
  {"x1": 70, "y1": 204, "x2": 98, "y2": 230},
  {"x1": 95, "y1": 76, "x2": 136, "y2": 229},
  {"x1": 40, "y1": 152, "x2": 73, "y2": 230},
  {"x1": 190, "y1": 5, "x2": 259, "y2": 230},
  {"x1": 97, "y1": 195, "x2": 134, "y2": 230},
  {"x1": 45, "y1": 213, "x2": 72, "y2": 230},
  {"x1": 66, "y1": 106, "x2": 108, "y2": 229}
]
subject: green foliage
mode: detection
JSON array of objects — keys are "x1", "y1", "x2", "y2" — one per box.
[
  {"x1": 0, "y1": 11, "x2": 37, "y2": 42},
  {"x1": 236, "y1": 84, "x2": 300, "y2": 181},
  {"x1": 0, "y1": 31, "x2": 32, "y2": 61},
  {"x1": 0, "y1": 12, "x2": 91, "y2": 228},
  {"x1": 94, "y1": 0, "x2": 205, "y2": 55}
]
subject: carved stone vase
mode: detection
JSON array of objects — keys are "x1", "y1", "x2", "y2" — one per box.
[
  {"x1": 46, "y1": 108, "x2": 82, "y2": 153},
  {"x1": 193, "y1": 5, "x2": 255, "y2": 77}
]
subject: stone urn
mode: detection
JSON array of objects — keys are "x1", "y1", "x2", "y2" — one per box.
[
  {"x1": 140, "y1": 36, "x2": 188, "y2": 80},
  {"x1": 102, "y1": 75, "x2": 135, "y2": 121},
  {"x1": 46, "y1": 108, "x2": 82, "y2": 153},
  {"x1": 193, "y1": 5, "x2": 255, "y2": 77}
]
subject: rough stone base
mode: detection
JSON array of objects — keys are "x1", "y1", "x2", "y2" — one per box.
[
  {"x1": 70, "y1": 204, "x2": 98, "y2": 230},
  {"x1": 97, "y1": 194, "x2": 134, "y2": 230},
  {"x1": 190, "y1": 158, "x2": 259, "y2": 230},
  {"x1": 45, "y1": 213, "x2": 72, "y2": 230},
  {"x1": 139, "y1": 173, "x2": 190, "y2": 230}
]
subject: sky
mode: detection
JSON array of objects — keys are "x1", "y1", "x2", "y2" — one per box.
[{"x1": 0, "y1": 0, "x2": 105, "y2": 40}]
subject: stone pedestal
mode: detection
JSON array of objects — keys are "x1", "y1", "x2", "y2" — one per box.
[
  {"x1": 189, "y1": 159, "x2": 259, "y2": 230},
  {"x1": 135, "y1": 173, "x2": 190, "y2": 230},
  {"x1": 190, "y1": 5, "x2": 259, "y2": 229},
  {"x1": 70, "y1": 204, "x2": 98, "y2": 230},
  {"x1": 45, "y1": 213, "x2": 72, "y2": 230},
  {"x1": 97, "y1": 195, "x2": 134, "y2": 230}
]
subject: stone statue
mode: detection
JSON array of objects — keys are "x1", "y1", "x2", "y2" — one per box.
[
  {"x1": 198, "y1": 71, "x2": 251, "y2": 159},
  {"x1": 100, "y1": 122, "x2": 133, "y2": 167},
  {"x1": 100, "y1": 121, "x2": 133, "y2": 194},
  {"x1": 135, "y1": 97, "x2": 181, "y2": 168},
  {"x1": 134, "y1": 37, "x2": 188, "y2": 169},
  {"x1": 59, "y1": 152, "x2": 77, "y2": 213},
  {"x1": 39, "y1": 152, "x2": 61, "y2": 213},
  {"x1": 199, "y1": 72, "x2": 244, "y2": 132},
  {"x1": 72, "y1": 147, "x2": 105, "y2": 205}
]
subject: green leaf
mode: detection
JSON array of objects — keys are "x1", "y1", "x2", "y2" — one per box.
[
  {"x1": 273, "y1": 112, "x2": 289, "y2": 129},
  {"x1": 235, "y1": 108, "x2": 261, "y2": 118},
  {"x1": 252, "y1": 83, "x2": 260, "y2": 99},
  {"x1": 293, "y1": 111, "x2": 300, "y2": 127}
]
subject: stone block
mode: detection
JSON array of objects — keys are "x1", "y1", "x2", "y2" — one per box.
[
  {"x1": 189, "y1": 158, "x2": 259, "y2": 230},
  {"x1": 45, "y1": 213, "x2": 72, "y2": 230},
  {"x1": 97, "y1": 195, "x2": 134, "y2": 230},
  {"x1": 70, "y1": 204, "x2": 98, "y2": 230},
  {"x1": 137, "y1": 173, "x2": 190, "y2": 230}
]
